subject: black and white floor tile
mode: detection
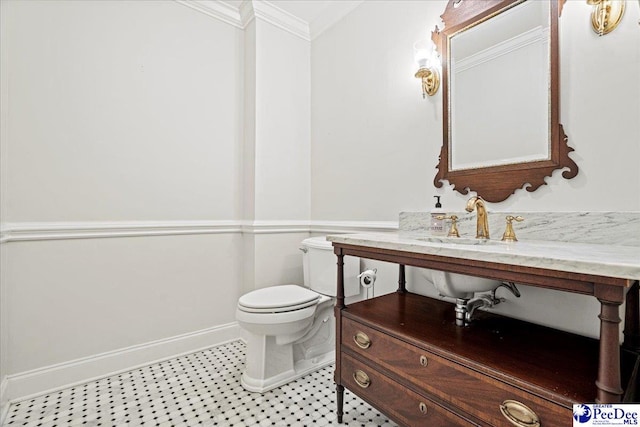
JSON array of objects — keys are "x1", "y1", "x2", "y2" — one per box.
[{"x1": 3, "y1": 341, "x2": 396, "y2": 426}]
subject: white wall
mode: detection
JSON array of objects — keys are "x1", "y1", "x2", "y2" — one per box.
[
  {"x1": 243, "y1": 16, "x2": 311, "y2": 293},
  {"x1": 0, "y1": 0, "x2": 245, "y2": 404},
  {"x1": 4, "y1": 234, "x2": 243, "y2": 375},
  {"x1": 3, "y1": 0, "x2": 244, "y2": 222},
  {"x1": 254, "y1": 21, "x2": 310, "y2": 222},
  {"x1": 311, "y1": 0, "x2": 445, "y2": 221},
  {"x1": 311, "y1": 0, "x2": 640, "y2": 217},
  {"x1": 0, "y1": 0, "x2": 9, "y2": 406}
]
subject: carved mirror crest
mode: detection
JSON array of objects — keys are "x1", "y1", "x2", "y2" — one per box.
[{"x1": 432, "y1": 0, "x2": 578, "y2": 203}]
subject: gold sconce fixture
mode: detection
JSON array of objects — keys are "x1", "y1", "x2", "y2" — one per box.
[
  {"x1": 587, "y1": 0, "x2": 626, "y2": 35},
  {"x1": 413, "y1": 39, "x2": 440, "y2": 98}
]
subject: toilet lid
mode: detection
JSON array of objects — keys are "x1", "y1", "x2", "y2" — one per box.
[{"x1": 238, "y1": 285, "x2": 320, "y2": 312}]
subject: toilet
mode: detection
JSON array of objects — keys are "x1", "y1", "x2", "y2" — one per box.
[{"x1": 236, "y1": 236, "x2": 359, "y2": 393}]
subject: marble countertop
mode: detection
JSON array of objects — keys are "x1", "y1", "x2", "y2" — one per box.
[{"x1": 327, "y1": 232, "x2": 640, "y2": 281}]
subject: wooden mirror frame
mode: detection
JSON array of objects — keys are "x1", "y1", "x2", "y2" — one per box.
[{"x1": 432, "y1": 0, "x2": 578, "y2": 203}]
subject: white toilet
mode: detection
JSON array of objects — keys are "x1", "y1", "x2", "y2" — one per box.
[{"x1": 236, "y1": 236, "x2": 359, "y2": 393}]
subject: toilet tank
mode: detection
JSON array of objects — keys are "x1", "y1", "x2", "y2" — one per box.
[{"x1": 301, "y1": 236, "x2": 359, "y2": 297}]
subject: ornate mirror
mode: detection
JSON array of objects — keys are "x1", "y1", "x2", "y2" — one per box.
[{"x1": 432, "y1": 0, "x2": 578, "y2": 203}]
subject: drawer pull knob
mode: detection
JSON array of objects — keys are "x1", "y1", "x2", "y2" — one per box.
[
  {"x1": 353, "y1": 370, "x2": 371, "y2": 388},
  {"x1": 419, "y1": 355, "x2": 428, "y2": 367},
  {"x1": 354, "y1": 332, "x2": 371, "y2": 349},
  {"x1": 419, "y1": 402, "x2": 428, "y2": 415},
  {"x1": 500, "y1": 400, "x2": 540, "y2": 427}
]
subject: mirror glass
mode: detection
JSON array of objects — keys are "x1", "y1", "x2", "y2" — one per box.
[
  {"x1": 449, "y1": 1, "x2": 550, "y2": 171},
  {"x1": 433, "y1": 0, "x2": 578, "y2": 202}
]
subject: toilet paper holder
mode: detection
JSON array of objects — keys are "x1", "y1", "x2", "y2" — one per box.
[{"x1": 358, "y1": 269, "x2": 377, "y2": 289}]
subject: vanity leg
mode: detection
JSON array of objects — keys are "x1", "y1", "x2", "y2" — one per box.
[
  {"x1": 335, "y1": 251, "x2": 345, "y2": 310},
  {"x1": 397, "y1": 264, "x2": 406, "y2": 294},
  {"x1": 623, "y1": 281, "x2": 640, "y2": 353},
  {"x1": 596, "y1": 285, "x2": 625, "y2": 403},
  {"x1": 334, "y1": 250, "x2": 345, "y2": 423},
  {"x1": 336, "y1": 384, "x2": 344, "y2": 423}
]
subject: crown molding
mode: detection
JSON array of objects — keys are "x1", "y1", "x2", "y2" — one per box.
[
  {"x1": 174, "y1": 0, "x2": 365, "y2": 40},
  {"x1": 176, "y1": 0, "x2": 310, "y2": 41},
  {"x1": 175, "y1": 0, "x2": 243, "y2": 29},
  {"x1": 238, "y1": 0, "x2": 253, "y2": 28},
  {"x1": 254, "y1": 1, "x2": 310, "y2": 41}
]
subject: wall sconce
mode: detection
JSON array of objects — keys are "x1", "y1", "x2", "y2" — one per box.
[
  {"x1": 587, "y1": 0, "x2": 626, "y2": 35},
  {"x1": 413, "y1": 39, "x2": 440, "y2": 98}
]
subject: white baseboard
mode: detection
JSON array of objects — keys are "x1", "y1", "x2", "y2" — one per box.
[
  {"x1": 0, "y1": 322, "x2": 241, "y2": 418},
  {"x1": 0, "y1": 377, "x2": 7, "y2": 425}
]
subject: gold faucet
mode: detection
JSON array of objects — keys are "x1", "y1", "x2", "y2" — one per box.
[{"x1": 465, "y1": 196, "x2": 490, "y2": 239}]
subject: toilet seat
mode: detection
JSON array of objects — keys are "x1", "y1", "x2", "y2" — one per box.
[{"x1": 237, "y1": 285, "x2": 320, "y2": 314}]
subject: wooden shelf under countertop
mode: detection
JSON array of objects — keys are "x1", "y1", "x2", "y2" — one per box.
[{"x1": 342, "y1": 292, "x2": 639, "y2": 407}]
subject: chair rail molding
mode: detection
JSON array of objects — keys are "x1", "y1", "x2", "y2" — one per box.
[
  {"x1": 0, "y1": 220, "x2": 243, "y2": 243},
  {"x1": 309, "y1": 220, "x2": 398, "y2": 234},
  {"x1": 0, "y1": 220, "x2": 399, "y2": 243}
]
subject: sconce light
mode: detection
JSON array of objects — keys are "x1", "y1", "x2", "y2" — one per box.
[
  {"x1": 587, "y1": 0, "x2": 625, "y2": 35},
  {"x1": 413, "y1": 39, "x2": 440, "y2": 98}
]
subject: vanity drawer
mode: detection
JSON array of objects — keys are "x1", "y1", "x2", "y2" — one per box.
[
  {"x1": 341, "y1": 353, "x2": 477, "y2": 427},
  {"x1": 342, "y1": 317, "x2": 571, "y2": 427}
]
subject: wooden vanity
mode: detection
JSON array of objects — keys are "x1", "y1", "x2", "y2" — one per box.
[{"x1": 330, "y1": 235, "x2": 640, "y2": 426}]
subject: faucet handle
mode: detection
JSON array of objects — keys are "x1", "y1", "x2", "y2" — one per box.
[
  {"x1": 437, "y1": 214, "x2": 460, "y2": 238},
  {"x1": 501, "y1": 215, "x2": 524, "y2": 242}
]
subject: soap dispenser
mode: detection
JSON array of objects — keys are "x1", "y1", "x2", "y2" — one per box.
[{"x1": 430, "y1": 196, "x2": 446, "y2": 236}]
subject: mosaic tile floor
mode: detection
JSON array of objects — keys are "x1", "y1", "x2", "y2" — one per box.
[{"x1": 3, "y1": 340, "x2": 396, "y2": 426}]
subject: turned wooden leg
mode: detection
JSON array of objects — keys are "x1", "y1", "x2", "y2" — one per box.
[
  {"x1": 334, "y1": 250, "x2": 345, "y2": 423},
  {"x1": 397, "y1": 264, "x2": 406, "y2": 294},
  {"x1": 336, "y1": 384, "x2": 344, "y2": 423},
  {"x1": 596, "y1": 299, "x2": 624, "y2": 403},
  {"x1": 623, "y1": 281, "x2": 640, "y2": 353},
  {"x1": 335, "y1": 252, "x2": 345, "y2": 310}
]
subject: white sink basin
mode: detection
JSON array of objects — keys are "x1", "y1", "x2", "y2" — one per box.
[
  {"x1": 413, "y1": 236, "x2": 505, "y2": 299},
  {"x1": 423, "y1": 269, "x2": 502, "y2": 300}
]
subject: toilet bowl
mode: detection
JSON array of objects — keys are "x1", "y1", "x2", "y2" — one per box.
[{"x1": 236, "y1": 236, "x2": 359, "y2": 393}]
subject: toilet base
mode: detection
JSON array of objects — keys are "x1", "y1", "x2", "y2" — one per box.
[
  {"x1": 240, "y1": 349, "x2": 335, "y2": 393},
  {"x1": 240, "y1": 305, "x2": 336, "y2": 393}
]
